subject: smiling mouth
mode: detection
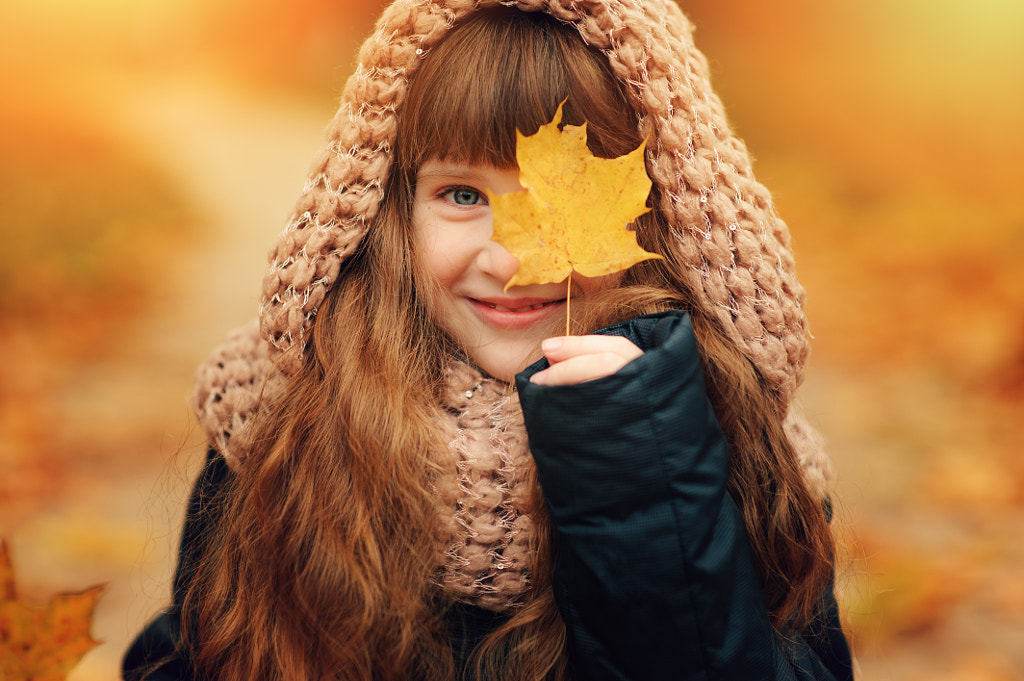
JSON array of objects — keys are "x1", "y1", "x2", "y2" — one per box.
[{"x1": 475, "y1": 299, "x2": 564, "y2": 313}]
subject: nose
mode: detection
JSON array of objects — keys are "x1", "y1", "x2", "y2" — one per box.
[{"x1": 477, "y1": 238, "x2": 521, "y2": 287}]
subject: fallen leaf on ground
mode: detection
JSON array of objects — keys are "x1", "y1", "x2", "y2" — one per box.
[{"x1": 0, "y1": 539, "x2": 104, "y2": 681}]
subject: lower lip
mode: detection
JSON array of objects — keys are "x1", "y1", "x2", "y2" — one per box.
[{"x1": 468, "y1": 299, "x2": 566, "y2": 330}]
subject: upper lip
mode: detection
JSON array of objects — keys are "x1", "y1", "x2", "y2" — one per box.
[{"x1": 471, "y1": 296, "x2": 564, "y2": 312}]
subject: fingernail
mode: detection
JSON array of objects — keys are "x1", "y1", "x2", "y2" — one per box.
[
  {"x1": 530, "y1": 371, "x2": 547, "y2": 385},
  {"x1": 541, "y1": 338, "x2": 561, "y2": 352}
]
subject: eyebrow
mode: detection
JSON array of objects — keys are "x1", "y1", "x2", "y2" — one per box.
[{"x1": 416, "y1": 166, "x2": 487, "y2": 182}]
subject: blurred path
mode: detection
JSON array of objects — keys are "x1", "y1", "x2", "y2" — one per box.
[{"x1": 6, "y1": 72, "x2": 333, "y2": 681}]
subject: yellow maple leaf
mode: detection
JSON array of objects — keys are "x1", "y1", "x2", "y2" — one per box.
[
  {"x1": 488, "y1": 101, "x2": 661, "y2": 290},
  {"x1": 0, "y1": 540, "x2": 104, "y2": 681}
]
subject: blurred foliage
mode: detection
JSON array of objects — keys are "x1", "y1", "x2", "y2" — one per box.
[
  {"x1": 0, "y1": 103, "x2": 197, "y2": 359},
  {"x1": 0, "y1": 98, "x2": 199, "y2": 539},
  {"x1": 192, "y1": 0, "x2": 381, "y2": 94},
  {"x1": 0, "y1": 540, "x2": 104, "y2": 681}
]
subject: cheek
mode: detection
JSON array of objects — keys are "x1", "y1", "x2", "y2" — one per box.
[
  {"x1": 416, "y1": 237, "x2": 461, "y2": 288},
  {"x1": 412, "y1": 212, "x2": 453, "y2": 284},
  {"x1": 415, "y1": 229, "x2": 481, "y2": 294}
]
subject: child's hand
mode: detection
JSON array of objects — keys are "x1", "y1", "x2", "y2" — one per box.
[{"x1": 529, "y1": 335, "x2": 643, "y2": 386}]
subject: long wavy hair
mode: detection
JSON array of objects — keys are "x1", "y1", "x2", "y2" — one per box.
[{"x1": 177, "y1": 8, "x2": 835, "y2": 680}]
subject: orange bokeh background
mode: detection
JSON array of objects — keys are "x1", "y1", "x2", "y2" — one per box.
[{"x1": 1, "y1": 1, "x2": 1022, "y2": 679}]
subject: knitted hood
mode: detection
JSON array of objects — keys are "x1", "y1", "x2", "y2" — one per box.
[{"x1": 194, "y1": 0, "x2": 828, "y2": 491}]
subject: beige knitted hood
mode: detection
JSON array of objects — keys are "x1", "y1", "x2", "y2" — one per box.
[{"x1": 194, "y1": 0, "x2": 830, "y2": 493}]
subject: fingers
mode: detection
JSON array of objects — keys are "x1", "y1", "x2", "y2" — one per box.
[{"x1": 529, "y1": 335, "x2": 643, "y2": 386}]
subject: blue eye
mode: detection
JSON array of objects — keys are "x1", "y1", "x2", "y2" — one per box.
[{"x1": 445, "y1": 187, "x2": 484, "y2": 206}]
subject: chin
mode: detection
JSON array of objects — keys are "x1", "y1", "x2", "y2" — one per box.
[{"x1": 474, "y1": 348, "x2": 542, "y2": 383}]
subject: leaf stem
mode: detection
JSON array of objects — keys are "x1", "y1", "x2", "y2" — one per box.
[{"x1": 565, "y1": 277, "x2": 571, "y2": 336}]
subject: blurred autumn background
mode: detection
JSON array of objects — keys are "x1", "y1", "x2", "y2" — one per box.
[{"x1": 0, "y1": 0, "x2": 1021, "y2": 678}]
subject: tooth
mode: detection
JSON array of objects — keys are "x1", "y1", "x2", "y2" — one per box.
[{"x1": 483, "y1": 302, "x2": 553, "y2": 312}]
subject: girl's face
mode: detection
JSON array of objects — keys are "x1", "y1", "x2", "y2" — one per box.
[{"x1": 413, "y1": 159, "x2": 621, "y2": 382}]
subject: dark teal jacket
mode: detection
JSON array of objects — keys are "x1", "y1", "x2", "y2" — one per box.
[
  {"x1": 515, "y1": 311, "x2": 852, "y2": 680},
  {"x1": 124, "y1": 311, "x2": 852, "y2": 680}
]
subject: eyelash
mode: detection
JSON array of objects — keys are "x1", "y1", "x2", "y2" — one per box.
[{"x1": 438, "y1": 185, "x2": 488, "y2": 206}]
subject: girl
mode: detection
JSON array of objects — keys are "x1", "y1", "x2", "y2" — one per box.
[{"x1": 124, "y1": 2, "x2": 852, "y2": 680}]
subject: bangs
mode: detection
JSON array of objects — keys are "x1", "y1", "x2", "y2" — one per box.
[{"x1": 396, "y1": 7, "x2": 641, "y2": 172}]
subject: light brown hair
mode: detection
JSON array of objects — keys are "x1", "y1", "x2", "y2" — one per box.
[{"x1": 178, "y1": 8, "x2": 834, "y2": 680}]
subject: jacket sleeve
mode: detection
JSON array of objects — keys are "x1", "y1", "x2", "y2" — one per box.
[
  {"x1": 122, "y1": 449, "x2": 232, "y2": 681},
  {"x1": 515, "y1": 311, "x2": 852, "y2": 681}
]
